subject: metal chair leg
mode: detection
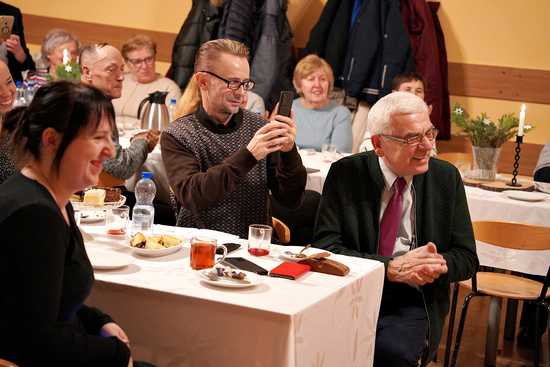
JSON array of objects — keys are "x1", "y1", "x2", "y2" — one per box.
[
  {"x1": 450, "y1": 292, "x2": 476, "y2": 367},
  {"x1": 444, "y1": 283, "x2": 459, "y2": 367},
  {"x1": 485, "y1": 297, "x2": 503, "y2": 367}
]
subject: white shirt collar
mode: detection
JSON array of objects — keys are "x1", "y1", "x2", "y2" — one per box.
[{"x1": 378, "y1": 157, "x2": 413, "y2": 189}]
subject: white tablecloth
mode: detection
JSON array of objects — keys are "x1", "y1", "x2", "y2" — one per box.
[{"x1": 83, "y1": 224, "x2": 385, "y2": 367}]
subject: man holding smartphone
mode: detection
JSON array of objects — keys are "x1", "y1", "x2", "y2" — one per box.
[{"x1": 162, "y1": 39, "x2": 306, "y2": 239}]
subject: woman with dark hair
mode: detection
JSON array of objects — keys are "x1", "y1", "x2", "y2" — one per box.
[
  {"x1": 0, "y1": 59, "x2": 17, "y2": 184},
  {"x1": 0, "y1": 81, "x2": 135, "y2": 366}
]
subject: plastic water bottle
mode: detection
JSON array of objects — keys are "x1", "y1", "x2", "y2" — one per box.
[
  {"x1": 168, "y1": 98, "x2": 177, "y2": 122},
  {"x1": 14, "y1": 81, "x2": 27, "y2": 107},
  {"x1": 132, "y1": 172, "x2": 156, "y2": 233},
  {"x1": 25, "y1": 80, "x2": 36, "y2": 104}
]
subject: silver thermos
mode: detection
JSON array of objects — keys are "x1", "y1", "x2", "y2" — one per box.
[{"x1": 137, "y1": 91, "x2": 170, "y2": 131}]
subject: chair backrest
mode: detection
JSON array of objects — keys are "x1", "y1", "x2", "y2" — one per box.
[
  {"x1": 272, "y1": 217, "x2": 291, "y2": 244},
  {"x1": 473, "y1": 221, "x2": 550, "y2": 250},
  {"x1": 98, "y1": 170, "x2": 125, "y2": 187}
]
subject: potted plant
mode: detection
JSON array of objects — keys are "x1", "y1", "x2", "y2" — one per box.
[{"x1": 451, "y1": 104, "x2": 532, "y2": 180}]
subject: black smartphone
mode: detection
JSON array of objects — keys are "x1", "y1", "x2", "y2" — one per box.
[
  {"x1": 216, "y1": 242, "x2": 241, "y2": 254},
  {"x1": 277, "y1": 91, "x2": 294, "y2": 117},
  {"x1": 222, "y1": 257, "x2": 269, "y2": 276}
]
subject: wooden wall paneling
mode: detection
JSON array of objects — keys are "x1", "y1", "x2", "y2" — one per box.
[
  {"x1": 448, "y1": 62, "x2": 550, "y2": 105},
  {"x1": 23, "y1": 14, "x2": 176, "y2": 63}
]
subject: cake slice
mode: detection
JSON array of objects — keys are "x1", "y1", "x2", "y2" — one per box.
[{"x1": 83, "y1": 189, "x2": 106, "y2": 206}]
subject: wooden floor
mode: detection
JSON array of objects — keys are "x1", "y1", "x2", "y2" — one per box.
[{"x1": 431, "y1": 286, "x2": 548, "y2": 367}]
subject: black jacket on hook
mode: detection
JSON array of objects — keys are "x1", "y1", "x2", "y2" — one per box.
[
  {"x1": 306, "y1": 0, "x2": 414, "y2": 104},
  {"x1": 167, "y1": 0, "x2": 222, "y2": 89},
  {"x1": 304, "y1": 0, "x2": 354, "y2": 88},
  {"x1": 343, "y1": 0, "x2": 414, "y2": 103}
]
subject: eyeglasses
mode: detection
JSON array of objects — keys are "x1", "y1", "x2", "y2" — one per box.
[
  {"x1": 200, "y1": 70, "x2": 255, "y2": 91},
  {"x1": 380, "y1": 127, "x2": 438, "y2": 146},
  {"x1": 126, "y1": 56, "x2": 155, "y2": 67}
]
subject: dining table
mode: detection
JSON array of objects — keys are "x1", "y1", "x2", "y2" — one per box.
[{"x1": 82, "y1": 222, "x2": 385, "y2": 367}]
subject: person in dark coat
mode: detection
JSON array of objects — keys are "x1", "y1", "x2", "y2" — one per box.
[
  {"x1": 0, "y1": 1, "x2": 35, "y2": 82},
  {"x1": 167, "y1": 0, "x2": 222, "y2": 89},
  {"x1": 305, "y1": 0, "x2": 354, "y2": 88},
  {"x1": 314, "y1": 91, "x2": 478, "y2": 366}
]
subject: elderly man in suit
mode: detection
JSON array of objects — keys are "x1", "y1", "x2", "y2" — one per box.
[{"x1": 314, "y1": 91, "x2": 478, "y2": 366}]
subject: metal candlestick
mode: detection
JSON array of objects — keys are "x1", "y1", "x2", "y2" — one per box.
[{"x1": 507, "y1": 135, "x2": 523, "y2": 187}]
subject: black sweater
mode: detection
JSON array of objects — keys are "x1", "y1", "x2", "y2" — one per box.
[
  {"x1": 314, "y1": 151, "x2": 479, "y2": 360},
  {"x1": 0, "y1": 174, "x2": 130, "y2": 366}
]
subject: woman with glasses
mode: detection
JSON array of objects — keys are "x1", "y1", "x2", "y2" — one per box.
[
  {"x1": 113, "y1": 35, "x2": 181, "y2": 131},
  {"x1": 292, "y1": 55, "x2": 352, "y2": 153},
  {"x1": 27, "y1": 28, "x2": 80, "y2": 85}
]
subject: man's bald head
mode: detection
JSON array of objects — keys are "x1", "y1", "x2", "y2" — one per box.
[{"x1": 80, "y1": 44, "x2": 125, "y2": 99}]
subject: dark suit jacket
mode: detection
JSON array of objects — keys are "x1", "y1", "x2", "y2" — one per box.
[
  {"x1": 0, "y1": 2, "x2": 35, "y2": 81},
  {"x1": 314, "y1": 151, "x2": 479, "y2": 359}
]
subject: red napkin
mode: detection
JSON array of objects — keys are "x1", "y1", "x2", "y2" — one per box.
[{"x1": 269, "y1": 262, "x2": 311, "y2": 280}]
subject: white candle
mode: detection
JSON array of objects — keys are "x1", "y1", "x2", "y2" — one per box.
[
  {"x1": 62, "y1": 48, "x2": 70, "y2": 65},
  {"x1": 517, "y1": 104, "x2": 526, "y2": 136}
]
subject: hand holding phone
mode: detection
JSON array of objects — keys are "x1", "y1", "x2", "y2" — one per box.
[{"x1": 276, "y1": 91, "x2": 294, "y2": 118}]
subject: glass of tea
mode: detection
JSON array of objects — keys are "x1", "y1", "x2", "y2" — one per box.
[
  {"x1": 105, "y1": 205, "x2": 129, "y2": 236},
  {"x1": 190, "y1": 237, "x2": 227, "y2": 270},
  {"x1": 248, "y1": 224, "x2": 272, "y2": 256}
]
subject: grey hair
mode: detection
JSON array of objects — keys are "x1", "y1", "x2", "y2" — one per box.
[
  {"x1": 367, "y1": 91, "x2": 428, "y2": 135},
  {"x1": 39, "y1": 28, "x2": 80, "y2": 68}
]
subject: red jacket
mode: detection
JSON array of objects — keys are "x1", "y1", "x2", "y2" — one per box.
[{"x1": 400, "y1": 0, "x2": 450, "y2": 139}]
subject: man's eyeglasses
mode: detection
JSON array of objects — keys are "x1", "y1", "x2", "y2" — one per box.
[
  {"x1": 126, "y1": 56, "x2": 155, "y2": 67},
  {"x1": 200, "y1": 70, "x2": 255, "y2": 91},
  {"x1": 380, "y1": 127, "x2": 438, "y2": 146}
]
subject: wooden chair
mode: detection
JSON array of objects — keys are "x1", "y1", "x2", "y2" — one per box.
[
  {"x1": 449, "y1": 221, "x2": 550, "y2": 367},
  {"x1": 0, "y1": 359, "x2": 19, "y2": 367},
  {"x1": 97, "y1": 170, "x2": 125, "y2": 187},
  {"x1": 272, "y1": 217, "x2": 291, "y2": 244}
]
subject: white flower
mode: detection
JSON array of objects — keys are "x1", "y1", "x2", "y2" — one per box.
[
  {"x1": 454, "y1": 107, "x2": 463, "y2": 115},
  {"x1": 64, "y1": 65, "x2": 73, "y2": 73},
  {"x1": 524, "y1": 124, "x2": 533, "y2": 130},
  {"x1": 482, "y1": 118, "x2": 492, "y2": 125}
]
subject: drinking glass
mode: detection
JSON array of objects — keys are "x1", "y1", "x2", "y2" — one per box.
[
  {"x1": 321, "y1": 143, "x2": 338, "y2": 162},
  {"x1": 190, "y1": 237, "x2": 227, "y2": 270},
  {"x1": 105, "y1": 205, "x2": 129, "y2": 235},
  {"x1": 248, "y1": 224, "x2": 272, "y2": 256}
]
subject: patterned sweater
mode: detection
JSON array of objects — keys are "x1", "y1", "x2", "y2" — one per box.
[{"x1": 161, "y1": 107, "x2": 306, "y2": 238}]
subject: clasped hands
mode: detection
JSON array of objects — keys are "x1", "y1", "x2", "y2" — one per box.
[
  {"x1": 387, "y1": 242, "x2": 448, "y2": 286},
  {"x1": 247, "y1": 106, "x2": 297, "y2": 161}
]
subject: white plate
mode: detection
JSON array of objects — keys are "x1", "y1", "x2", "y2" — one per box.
[
  {"x1": 502, "y1": 190, "x2": 548, "y2": 202},
  {"x1": 278, "y1": 246, "x2": 331, "y2": 262},
  {"x1": 197, "y1": 269, "x2": 261, "y2": 288},
  {"x1": 129, "y1": 233, "x2": 185, "y2": 257},
  {"x1": 80, "y1": 210, "x2": 105, "y2": 224},
  {"x1": 535, "y1": 181, "x2": 550, "y2": 194},
  {"x1": 132, "y1": 243, "x2": 183, "y2": 257},
  {"x1": 86, "y1": 248, "x2": 134, "y2": 270}
]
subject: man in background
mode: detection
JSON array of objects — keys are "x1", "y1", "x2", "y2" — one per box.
[{"x1": 80, "y1": 43, "x2": 158, "y2": 180}]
